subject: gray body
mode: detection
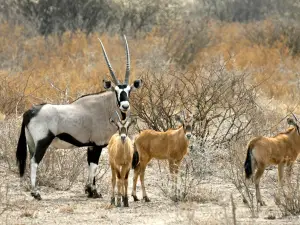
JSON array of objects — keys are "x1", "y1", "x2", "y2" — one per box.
[{"x1": 28, "y1": 91, "x2": 117, "y2": 150}]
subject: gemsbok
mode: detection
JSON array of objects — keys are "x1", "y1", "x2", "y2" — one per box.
[
  {"x1": 132, "y1": 111, "x2": 194, "y2": 202},
  {"x1": 244, "y1": 113, "x2": 300, "y2": 206},
  {"x1": 108, "y1": 111, "x2": 138, "y2": 207},
  {"x1": 16, "y1": 35, "x2": 142, "y2": 200}
]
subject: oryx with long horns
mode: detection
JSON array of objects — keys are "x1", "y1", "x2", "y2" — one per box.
[{"x1": 16, "y1": 35, "x2": 142, "y2": 200}]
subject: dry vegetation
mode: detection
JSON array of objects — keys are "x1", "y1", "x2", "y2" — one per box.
[{"x1": 1, "y1": 0, "x2": 300, "y2": 224}]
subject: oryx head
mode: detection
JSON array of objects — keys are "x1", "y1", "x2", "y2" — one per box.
[
  {"x1": 110, "y1": 111, "x2": 137, "y2": 143},
  {"x1": 287, "y1": 113, "x2": 300, "y2": 135},
  {"x1": 99, "y1": 35, "x2": 142, "y2": 113},
  {"x1": 175, "y1": 110, "x2": 194, "y2": 140}
]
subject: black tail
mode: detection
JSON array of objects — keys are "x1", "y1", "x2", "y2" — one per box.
[
  {"x1": 132, "y1": 143, "x2": 139, "y2": 169},
  {"x1": 16, "y1": 119, "x2": 27, "y2": 177},
  {"x1": 244, "y1": 146, "x2": 252, "y2": 179}
]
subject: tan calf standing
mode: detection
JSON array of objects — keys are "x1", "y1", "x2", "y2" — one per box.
[
  {"x1": 244, "y1": 114, "x2": 300, "y2": 206},
  {"x1": 108, "y1": 111, "x2": 138, "y2": 207},
  {"x1": 132, "y1": 111, "x2": 194, "y2": 202}
]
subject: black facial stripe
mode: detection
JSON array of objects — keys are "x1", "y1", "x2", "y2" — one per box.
[
  {"x1": 117, "y1": 84, "x2": 128, "y2": 89},
  {"x1": 120, "y1": 91, "x2": 128, "y2": 102}
]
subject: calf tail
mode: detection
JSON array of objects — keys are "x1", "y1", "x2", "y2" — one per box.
[
  {"x1": 16, "y1": 118, "x2": 27, "y2": 177},
  {"x1": 132, "y1": 143, "x2": 140, "y2": 169},
  {"x1": 244, "y1": 146, "x2": 253, "y2": 179}
]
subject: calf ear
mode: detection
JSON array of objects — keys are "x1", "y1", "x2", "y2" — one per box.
[
  {"x1": 103, "y1": 80, "x2": 112, "y2": 89},
  {"x1": 287, "y1": 117, "x2": 296, "y2": 126},
  {"x1": 131, "y1": 117, "x2": 137, "y2": 125},
  {"x1": 175, "y1": 114, "x2": 183, "y2": 124},
  {"x1": 131, "y1": 79, "x2": 142, "y2": 90}
]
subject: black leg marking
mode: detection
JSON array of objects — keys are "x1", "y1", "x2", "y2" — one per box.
[
  {"x1": 34, "y1": 131, "x2": 55, "y2": 164},
  {"x1": 85, "y1": 145, "x2": 107, "y2": 198},
  {"x1": 87, "y1": 145, "x2": 106, "y2": 165},
  {"x1": 125, "y1": 171, "x2": 130, "y2": 179}
]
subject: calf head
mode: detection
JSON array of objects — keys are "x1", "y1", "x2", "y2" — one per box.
[
  {"x1": 110, "y1": 111, "x2": 137, "y2": 143},
  {"x1": 175, "y1": 110, "x2": 194, "y2": 140},
  {"x1": 99, "y1": 35, "x2": 142, "y2": 113}
]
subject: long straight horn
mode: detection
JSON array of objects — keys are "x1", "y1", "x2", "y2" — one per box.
[
  {"x1": 123, "y1": 35, "x2": 130, "y2": 84},
  {"x1": 292, "y1": 112, "x2": 299, "y2": 122},
  {"x1": 115, "y1": 110, "x2": 122, "y2": 122},
  {"x1": 98, "y1": 38, "x2": 119, "y2": 85}
]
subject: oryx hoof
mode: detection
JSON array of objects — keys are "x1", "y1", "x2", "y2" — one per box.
[
  {"x1": 31, "y1": 192, "x2": 42, "y2": 200},
  {"x1": 143, "y1": 196, "x2": 150, "y2": 202},
  {"x1": 123, "y1": 196, "x2": 129, "y2": 207},
  {"x1": 132, "y1": 195, "x2": 139, "y2": 201},
  {"x1": 85, "y1": 185, "x2": 102, "y2": 198}
]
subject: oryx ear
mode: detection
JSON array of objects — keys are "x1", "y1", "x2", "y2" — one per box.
[
  {"x1": 131, "y1": 79, "x2": 142, "y2": 91},
  {"x1": 103, "y1": 80, "x2": 113, "y2": 90},
  {"x1": 109, "y1": 117, "x2": 115, "y2": 124}
]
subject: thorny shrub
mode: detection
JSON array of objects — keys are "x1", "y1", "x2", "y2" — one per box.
[{"x1": 275, "y1": 165, "x2": 300, "y2": 216}]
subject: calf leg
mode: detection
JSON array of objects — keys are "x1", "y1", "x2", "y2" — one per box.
[
  {"x1": 86, "y1": 145, "x2": 106, "y2": 198},
  {"x1": 140, "y1": 166, "x2": 150, "y2": 202},
  {"x1": 254, "y1": 166, "x2": 266, "y2": 206},
  {"x1": 286, "y1": 162, "x2": 293, "y2": 184},
  {"x1": 122, "y1": 169, "x2": 130, "y2": 207},
  {"x1": 116, "y1": 169, "x2": 122, "y2": 207},
  {"x1": 132, "y1": 165, "x2": 140, "y2": 201},
  {"x1": 31, "y1": 132, "x2": 55, "y2": 200},
  {"x1": 278, "y1": 162, "x2": 285, "y2": 187},
  {"x1": 110, "y1": 167, "x2": 116, "y2": 206}
]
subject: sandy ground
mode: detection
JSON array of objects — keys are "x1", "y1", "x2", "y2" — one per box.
[{"x1": 1, "y1": 155, "x2": 300, "y2": 225}]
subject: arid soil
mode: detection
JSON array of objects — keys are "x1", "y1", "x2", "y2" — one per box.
[{"x1": 1, "y1": 152, "x2": 300, "y2": 225}]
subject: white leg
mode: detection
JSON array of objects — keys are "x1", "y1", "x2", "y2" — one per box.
[
  {"x1": 30, "y1": 157, "x2": 41, "y2": 200},
  {"x1": 88, "y1": 162, "x2": 98, "y2": 188}
]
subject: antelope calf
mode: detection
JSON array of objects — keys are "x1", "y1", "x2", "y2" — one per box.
[
  {"x1": 132, "y1": 111, "x2": 194, "y2": 202},
  {"x1": 244, "y1": 114, "x2": 300, "y2": 206},
  {"x1": 108, "y1": 111, "x2": 138, "y2": 207}
]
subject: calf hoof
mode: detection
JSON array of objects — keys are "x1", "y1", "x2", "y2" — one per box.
[
  {"x1": 110, "y1": 197, "x2": 115, "y2": 206},
  {"x1": 31, "y1": 192, "x2": 42, "y2": 200},
  {"x1": 143, "y1": 196, "x2": 150, "y2": 202},
  {"x1": 123, "y1": 196, "x2": 129, "y2": 207},
  {"x1": 132, "y1": 195, "x2": 139, "y2": 202},
  {"x1": 116, "y1": 197, "x2": 121, "y2": 207}
]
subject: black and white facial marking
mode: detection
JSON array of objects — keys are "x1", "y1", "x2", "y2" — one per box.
[
  {"x1": 103, "y1": 79, "x2": 142, "y2": 113},
  {"x1": 175, "y1": 111, "x2": 194, "y2": 140},
  {"x1": 110, "y1": 111, "x2": 136, "y2": 143}
]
